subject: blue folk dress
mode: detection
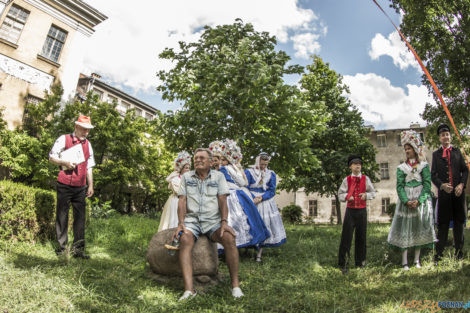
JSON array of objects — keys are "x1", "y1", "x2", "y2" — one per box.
[
  {"x1": 245, "y1": 168, "x2": 286, "y2": 247},
  {"x1": 218, "y1": 165, "x2": 270, "y2": 251}
]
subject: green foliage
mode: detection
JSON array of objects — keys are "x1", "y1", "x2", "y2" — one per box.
[
  {"x1": 282, "y1": 56, "x2": 378, "y2": 223},
  {"x1": 0, "y1": 180, "x2": 55, "y2": 242},
  {"x1": 0, "y1": 130, "x2": 55, "y2": 186},
  {"x1": 0, "y1": 84, "x2": 174, "y2": 213},
  {"x1": 281, "y1": 204, "x2": 303, "y2": 224},
  {"x1": 386, "y1": 203, "x2": 397, "y2": 220},
  {"x1": 390, "y1": 0, "x2": 470, "y2": 150},
  {"x1": 89, "y1": 198, "x2": 116, "y2": 219},
  {"x1": 157, "y1": 19, "x2": 326, "y2": 177}
]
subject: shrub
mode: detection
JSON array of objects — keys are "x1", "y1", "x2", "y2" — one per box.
[
  {"x1": 281, "y1": 204, "x2": 303, "y2": 224},
  {"x1": 0, "y1": 180, "x2": 55, "y2": 242},
  {"x1": 386, "y1": 203, "x2": 396, "y2": 219}
]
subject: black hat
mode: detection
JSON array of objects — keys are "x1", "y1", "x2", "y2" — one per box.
[
  {"x1": 437, "y1": 123, "x2": 450, "y2": 135},
  {"x1": 348, "y1": 155, "x2": 363, "y2": 166}
]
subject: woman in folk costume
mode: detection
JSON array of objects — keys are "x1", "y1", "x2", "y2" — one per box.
[
  {"x1": 245, "y1": 153, "x2": 286, "y2": 262},
  {"x1": 209, "y1": 140, "x2": 224, "y2": 170},
  {"x1": 157, "y1": 151, "x2": 191, "y2": 232},
  {"x1": 387, "y1": 130, "x2": 436, "y2": 270},
  {"x1": 218, "y1": 139, "x2": 270, "y2": 251}
]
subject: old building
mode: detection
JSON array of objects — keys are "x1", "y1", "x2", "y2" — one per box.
[
  {"x1": 0, "y1": 0, "x2": 106, "y2": 129},
  {"x1": 75, "y1": 72, "x2": 158, "y2": 120},
  {"x1": 275, "y1": 123, "x2": 435, "y2": 223}
]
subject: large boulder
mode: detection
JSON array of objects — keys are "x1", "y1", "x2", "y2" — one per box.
[{"x1": 146, "y1": 228, "x2": 218, "y2": 276}]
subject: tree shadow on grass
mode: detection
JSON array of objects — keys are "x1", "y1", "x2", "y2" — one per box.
[{"x1": 10, "y1": 251, "x2": 183, "y2": 312}]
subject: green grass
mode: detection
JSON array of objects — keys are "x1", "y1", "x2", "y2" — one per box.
[{"x1": 1, "y1": 216, "x2": 470, "y2": 312}]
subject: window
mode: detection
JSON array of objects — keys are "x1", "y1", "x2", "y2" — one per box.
[
  {"x1": 397, "y1": 134, "x2": 402, "y2": 146},
  {"x1": 331, "y1": 199, "x2": 337, "y2": 216},
  {"x1": 308, "y1": 200, "x2": 317, "y2": 217},
  {"x1": 382, "y1": 198, "x2": 390, "y2": 215},
  {"x1": 418, "y1": 132, "x2": 424, "y2": 142},
  {"x1": 116, "y1": 101, "x2": 129, "y2": 114},
  {"x1": 107, "y1": 95, "x2": 118, "y2": 103},
  {"x1": 145, "y1": 112, "x2": 153, "y2": 121},
  {"x1": 40, "y1": 25, "x2": 67, "y2": 62},
  {"x1": 135, "y1": 108, "x2": 142, "y2": 117},
  {"x1": 0, "y1": 5, "x2": 29, "y2": 44},
  {"x1": 92, "y1": 88, "x2": 103, "y2": 100},
  {"x1": 380, "y1": 163, "x2": 390, "y2": 180},
  {"x1": 377, "y1": 134, "x2": 387, "y2": 147}
]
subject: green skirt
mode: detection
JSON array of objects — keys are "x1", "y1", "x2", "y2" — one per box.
[{"x1": 387, "y1": 187, "x2": 436, "y2": 250}]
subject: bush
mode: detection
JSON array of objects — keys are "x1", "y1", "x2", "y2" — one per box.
[
  {"x1": 386, "y1": 203, "x2": 396, "y2": 219},
  {"x1": 281, "y1": 204, "x2": 303, "y2": 224},
  {"x1": 0, "y1": 180, "x2": 55, "y2": 242}
]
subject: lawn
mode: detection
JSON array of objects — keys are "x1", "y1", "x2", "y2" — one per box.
[{"x1": 1, "y1": 215, "x2": 469, "y2": 312}]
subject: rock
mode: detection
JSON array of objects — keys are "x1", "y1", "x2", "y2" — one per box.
[
  {"x1": 146, "y1": 228, "x2": 219, "y2": 276},
  {"x1": 195, "y1": 275, "x2": 211, "y2": 283}
]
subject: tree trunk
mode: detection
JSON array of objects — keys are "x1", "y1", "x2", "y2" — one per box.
[{"x1": 335, "y1": 194, "x2": 342, "y2": 225}]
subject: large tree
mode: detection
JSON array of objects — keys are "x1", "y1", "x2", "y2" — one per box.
[
  {"x1": 282, "y1": 56, "x2": 378, "y2": 224},
  {"x1": 1, "y1": 86, "x2": 174, "y2": 212},
  {"x1": 390, "y1": 0, "x2": 470, "y2": 149},
  {"x1": 157, "y1": 19, "x2": 326, "y2": 177}
]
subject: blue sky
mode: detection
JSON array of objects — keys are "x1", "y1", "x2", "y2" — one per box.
[{"x1": 83, "y1": 0, "x2": 435, "y2": 129}]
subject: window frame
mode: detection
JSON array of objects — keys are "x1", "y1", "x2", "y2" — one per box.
[
  {"x1": 308, "y1": 200, "x2": 318, "y2": 217},
  {"x1": 0, "y1": 4, "x2": 30, "y2": 45},
  {"x1": 331, "y1": 199, "x2": 337, "y2": 216},
  {"x1": 381, "y1": 198, "x2": 390, "y2": 215},
  {"x1": 377, "y1": 134, "x2": 387, "y2": 147},
  {"x1": 40, "y1": 24, "x2": 68, "y2": 63},
  {"x1": 380, "y1": 162, "x2": 390, "y2": 180}
]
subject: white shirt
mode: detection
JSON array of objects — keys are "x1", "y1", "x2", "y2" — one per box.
[
  {"x1": 49, "y1": 133, "x2": 95, "y2": 172},
  {"x1": 337, "y1": 172, "x2": 376, "y2": 202}
]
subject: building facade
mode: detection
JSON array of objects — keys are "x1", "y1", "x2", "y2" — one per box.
[
  {"x1": 0, "y1": 0, "x2": 106, "y2": 129},
  {"x1": 275, "y1": 123, "x2": 435, "y2": 223},
  {"x1": 76, "y1": 73, "x2": 158, "y2": 120}
]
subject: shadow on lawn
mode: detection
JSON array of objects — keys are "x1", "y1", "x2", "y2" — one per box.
[{"x1": 10, "y1": 251, "x2": 182, "y2": 312}]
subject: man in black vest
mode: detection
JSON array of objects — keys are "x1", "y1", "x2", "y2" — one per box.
[{"x1": 431, "y1": 124, "x2": 468, "y2": 263}]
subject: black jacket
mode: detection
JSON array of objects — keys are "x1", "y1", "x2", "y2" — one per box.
[{"x1": 431, "y1": 146, "x2": 469, "y2": 190}]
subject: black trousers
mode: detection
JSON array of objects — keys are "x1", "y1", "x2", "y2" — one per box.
[
  {"x1": 56, "y1": 182, "x2": 87, "y2": 252},
  {"x1": 338, "y1": 207, "x2": 367, "y2": 267},
  {"x1": 435, "y1": 192, "x2": 466, "y2": 261}
]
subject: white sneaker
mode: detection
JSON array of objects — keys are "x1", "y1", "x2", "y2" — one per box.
[
  {"x1": 403, "y1": 264, "x2": 410, "y2": 271},
  {"x1": 178, "y1": 290, "x2": 196, "y2": 301},
  {"x1": 414, "y1": 261, "x2": 421, "y2": 269},
  {"x1": 232, "y1": 287, "x2": 244, "y2": 298}
]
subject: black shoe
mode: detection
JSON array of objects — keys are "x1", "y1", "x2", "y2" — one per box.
[
  {"x1": 72, "y1": 253, "x2": 90, "y2": 259},
  {"x1": 455, "y1": 251, "x2": 464, "y2": 260},
  {"x1": 340, "y1": 266, "x2": 349, "y2": 275}
]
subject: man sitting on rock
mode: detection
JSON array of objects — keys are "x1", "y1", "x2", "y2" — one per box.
[{"x1": 174, "y1": 148, "x2": 244, "y2": 301}]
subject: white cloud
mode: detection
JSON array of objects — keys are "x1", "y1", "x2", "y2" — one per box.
[
  {"x1": 81, "y1": 0, "x2": 324, "y2": 93},
  {"x1": 342, "y1": 73, "x2": 435, "y2": 129},
  {"x1": 369, "y1": 31, "x2": 420, "y2": 71},
  {"x1": 291, "y1": 33, "x2": 321, "y2": 58}
]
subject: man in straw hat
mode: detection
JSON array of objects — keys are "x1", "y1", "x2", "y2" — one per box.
[{"x1": 49, "y1": 115, "x2": 96, "y2": 259}]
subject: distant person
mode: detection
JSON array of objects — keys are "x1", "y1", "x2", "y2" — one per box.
[
  {"x1": 174, "y1": 148, "x2": 244, "y2": 300},
  {"x1": 387, "y1": 130, "x2": 436, "y2": 270},
  {"x1": 432, "y1": 124, "x2": 468, "y2": 264},
  {"x1": 158, "y1": 151, "x2": 191, "y2": 232},
  {"x1": 49, "y1": 115, "x2": 95, "y2": 259},
  {"x1": 245, "y1": 152, "x2": 286, "y2": 262},
  {"x1": 337, "y1": 155, "x2": 376, "y2": 274}
]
